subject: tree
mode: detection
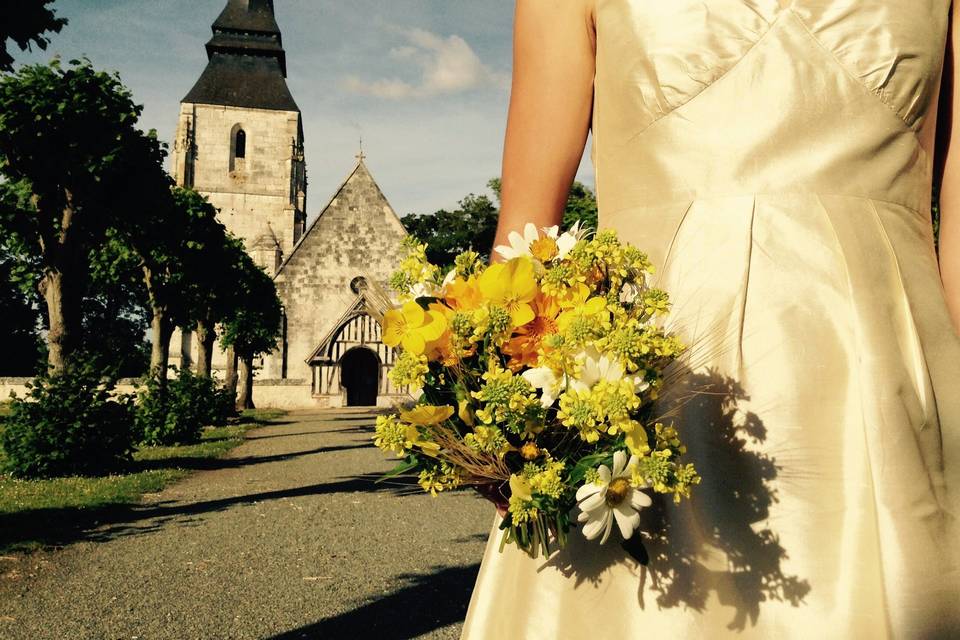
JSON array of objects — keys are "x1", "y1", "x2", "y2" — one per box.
[
  {"x1": 123, "y1": 186, "x2": 224, "y2": 384},
  {"x1": 219, "y1": 257, "x2": 283, "y2": 410},
  {"x1": 405, "y1": 178, "x2": 599, "y2": 268},
  {"x1": 0, "y1": 1, "x2": 67, "y2": 72},
  {"x1": 0, "y1": 58, "x2": 169, "y2": 373},
  {"x1": 401, "y1": 190, "x2": 499, "y2": 267}
]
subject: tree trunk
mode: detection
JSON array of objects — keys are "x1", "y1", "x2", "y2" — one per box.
[
  {"x1": 149, "y1": 310, "x2": 174, "y2": 383},
  {"x1": 196, "y1": 320, "x2": 216, "y2": 379},
  {"x1": 36, "y1": 195, "x2": 80, "y2": 375},
  {"x1": 39, "y1": 269, "x2": 75, "y2": 374},
  {"x1": 236, "y1": 355, "x2": 255, "y2": 411},
  {"x1": 224, "y1": 345, "x2": 239, "y2": 403}
]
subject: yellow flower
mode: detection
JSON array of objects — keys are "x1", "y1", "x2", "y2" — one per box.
[
  {"x1": 477, "y1": 257, "x2": 538, "y2": 328},
  {"x1": 404, "y1": 424, "x2": 440, "y2": 456},
  {"x1": 444, "y1": 274, "x2": 484, "y2": 311},
  {"x1": 530, "y1": 236, "x2": 559, "y2": 262},
  {"x1": 400, "y1": 404, "x2": 454, "y2": 426},
  {"x1": 382, "y1": 300, "x2": 447, "y2": 355},
  {"x1": 622, "y1": 420, "x2": 651, "y2": 456},
  {"x1": 509, "y1": 473, "x2": 533, "y2": 501},
  {"x1": 458, "y1": 398, "x2": 475, "y2": 426}
]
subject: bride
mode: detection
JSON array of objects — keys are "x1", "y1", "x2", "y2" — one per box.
[{"x1": 461, "y1": 0, "x2": 960, "y2": 638}]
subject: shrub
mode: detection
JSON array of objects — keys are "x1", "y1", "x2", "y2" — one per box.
[
  {"x1": 0, "y1": 363, "x2": 136, "y2": 479},
  {"x1": 134, "y1": 369, "x2": 234, "y2": 446}
]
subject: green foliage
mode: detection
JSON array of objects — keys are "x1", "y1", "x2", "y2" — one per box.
[
  {"x1": 406, "y1": 178, "x2": 599, "y2": 268},
  {"x1": 562, "y1": 181, "x2": 599, "y2": 231},
  {"x1": 0, "y1": 362, "x2": 135, "y2": 479},
  {"x1": 0, "y1": 243, "x2": 43, "y2": 375},
  {"x1": 219, "y1": 257, "x2": 284, "y2": 361},
  {"x1": 134, "y1": 368, "x2": 235, "y2": 447},
  {"x1": 0, "y1": 0, "x2": 67, "y2": 71},
  {"x1": 0, "y1": 58, "x2": 172, "y2": 371},
  {"x1": 401, "y1": 189, "x2": 500, "y2": 267}
]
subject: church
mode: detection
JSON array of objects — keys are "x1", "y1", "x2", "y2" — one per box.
[{"x1": 170, "y1": 0, "x2": 412, "y2": 408}]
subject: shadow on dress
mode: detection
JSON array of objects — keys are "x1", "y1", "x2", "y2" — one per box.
[{"x1": 542, "y1": 364, "x2": 811, "y2": 631}]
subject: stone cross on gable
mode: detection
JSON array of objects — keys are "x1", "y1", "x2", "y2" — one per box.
[{"x1": 355, "y1": 136, "x2": 366, "y2": 162}]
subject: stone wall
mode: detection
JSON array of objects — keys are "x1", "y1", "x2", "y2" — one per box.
[
  {"x1": 268, "y1": 160, "x2": 409, "y2": 382},
  {"x1": 171, "y1": 102, "x2": 305, "y2": 263}
]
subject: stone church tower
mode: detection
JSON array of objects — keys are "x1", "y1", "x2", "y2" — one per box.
[
  {"x1": 170, "y1": 0, "x2": 414, "y2": 408},
  {"x1": 171, "y1": 0, "x2": 306, "y2": 272}
]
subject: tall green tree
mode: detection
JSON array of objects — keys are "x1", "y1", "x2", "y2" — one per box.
[
  {"x1": 0, "y1": 59, "x2": 168, "y2": 373},
  {"x1": 121, "y1": 186, "x2": 225, "y2": 384},
  {"x1": 219, "y1": 258, "x2": 283, "y2": 410},
  {"x1": 0, "y1": 1, "x2": 66, "y2": 72}
]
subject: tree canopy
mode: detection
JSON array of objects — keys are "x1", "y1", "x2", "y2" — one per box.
[
  {"x1": 0, "y1": 58, "x2": 171, "y2": 372},
  {"x1": 0, "y1": 0, "x2": 67, "y2": 72},
  {"x1": 403, "y1": 177, "x2": 598, "y2": 268}
]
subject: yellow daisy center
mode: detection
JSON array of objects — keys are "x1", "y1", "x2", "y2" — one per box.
[{"x1": 605, "y1": 477, "x2": 631, "y2": 507}]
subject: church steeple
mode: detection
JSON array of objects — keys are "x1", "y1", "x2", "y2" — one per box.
[{"x1": 182, "y1": 0, "x2": 297, "y2": 111}]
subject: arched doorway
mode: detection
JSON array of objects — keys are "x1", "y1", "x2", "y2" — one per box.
[{"x1": 339, "y1": 347, "x2": 380, "y2": 406}]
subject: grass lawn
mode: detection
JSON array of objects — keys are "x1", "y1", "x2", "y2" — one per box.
[{"x1": 0, "y1": 408, "x2": 286, "y2": 553}]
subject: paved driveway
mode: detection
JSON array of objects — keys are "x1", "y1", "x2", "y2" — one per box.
[{"x1": 0, "y1": 409, "x2": 494, "y2": 640}]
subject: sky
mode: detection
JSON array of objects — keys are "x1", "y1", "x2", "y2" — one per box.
[{"x1": 14, "y1": 0, "x2": 595, "y2": 223}]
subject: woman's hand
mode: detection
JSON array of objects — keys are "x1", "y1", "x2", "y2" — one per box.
[{"x1": 490, "y1": 0, "x2": 597, "y2": 263}]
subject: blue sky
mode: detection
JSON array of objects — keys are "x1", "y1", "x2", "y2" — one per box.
[{"x1": 14, "y1": 0, "x2": 594, "y2": 222}]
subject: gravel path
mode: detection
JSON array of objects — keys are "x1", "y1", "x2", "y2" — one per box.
[{"x1": 0, "y1": 409, "x2": 494, "y2": 640}]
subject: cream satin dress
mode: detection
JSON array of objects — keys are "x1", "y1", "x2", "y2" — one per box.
[{"x1": 461, "y1": 1, "x2": 960, "y2": 638}]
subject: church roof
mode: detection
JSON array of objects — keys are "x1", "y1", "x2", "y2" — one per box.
[
  {"x1": 275, "y1": 156, "x2": 408, "y2": 275},
  {"x1": 182, "y1": 0, "x2": 298, "y2": 112}
]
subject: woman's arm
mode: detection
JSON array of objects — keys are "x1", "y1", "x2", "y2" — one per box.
[
  {"x1": 490, "y1": 0, "x2": 597, "y2": 262},
  {"x1": 938, "y1": 0, "x2": 960, "y2": 336}
]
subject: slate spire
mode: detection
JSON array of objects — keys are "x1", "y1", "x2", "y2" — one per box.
[{"x1": 182, "y1": 0, "x2": 298, "y2": 111}]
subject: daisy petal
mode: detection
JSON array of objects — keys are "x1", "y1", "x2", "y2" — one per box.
[
  {"x1": 578, "y1": 490, "x2": 607, "y2": 513},
  {"x1": 575, "y1": 482, "x2": 602, "y2": 502},
  {"x1": 611, "y1": 450, "x2": 627, "y2": 477},
  {"x1": 613, "y1": 502, "x2": 641, "y2": 539},
  {"x1": 598, "y1": 465, "x2": 611, "y2": 484},
  {"x1": 598, "y1": 511, "x2": 614, "y2": 544},
  {"x1": 582, "y1": 514, "x2": 606, "y2": 540},
  {"x1": 631, "y1": 489, "x2": 653, "y2": 510}
]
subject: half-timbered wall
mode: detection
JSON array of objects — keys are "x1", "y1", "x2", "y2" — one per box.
[{"x1": 311, "y1": 311, "x2": 408, "y2": 401}]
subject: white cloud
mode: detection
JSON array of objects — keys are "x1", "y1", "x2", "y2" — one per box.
[{"x1": 341, "y1": 27, "x2": 508, "y2": 99}]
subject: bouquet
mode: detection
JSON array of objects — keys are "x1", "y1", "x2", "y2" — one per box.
[{"x1": 372, "y1": 221, "x2": 700, "y2": 559}]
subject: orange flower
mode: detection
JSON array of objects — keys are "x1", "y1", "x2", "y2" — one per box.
[
  {"x1": 503, "y1": 292, "x2": 561, "y2": 371},
  {"x1": 443, "y1": 274, "x2": 483, "y2": 311}
]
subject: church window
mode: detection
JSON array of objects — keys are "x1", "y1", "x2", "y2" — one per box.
[
  {"x1": 230, "y1": 124, "x2": 247, "y2": 172},
  {"x1": 234, "y1": 128, "x2": 246, "y2": 158}
]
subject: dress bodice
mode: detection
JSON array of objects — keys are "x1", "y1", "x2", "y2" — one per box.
[{"x1": 591, "y1": 0, "x2": 952, "y2": 215}]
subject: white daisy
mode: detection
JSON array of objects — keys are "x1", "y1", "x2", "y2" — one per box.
[
  {"x1": 493, "y1": 222, "x2": 540, "y2": 261},
  {"x1": 568, "y1": 347, "x2": 649, "y2": 394},
  {"x1": 521, "y1": 366, "x2": 568, "y2": 409},
  {"x1": 576, "y1": 450, "x2": 652, "y2": 543},
  {"x1": 553, "y1": 219, "x2": 585, "y2": 260}
]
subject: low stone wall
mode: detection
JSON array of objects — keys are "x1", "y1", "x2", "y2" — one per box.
[
  {"x1": 0, "y1": 378, "x2": 142, "y2": 401},
  {"x1": 0, "y1": 376, "x2": 413, "y2": 411},
  {"x1": 252, "y1": 379, "x2": 414, "y2": 410}
]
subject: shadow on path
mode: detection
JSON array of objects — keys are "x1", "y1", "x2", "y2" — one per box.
[
  {"x1": 135, "y1": 442, "x2": 373, "y2": 472},
  {"x1": 1, "y1": 472, "x2": 422, "y2": 551},
  {"x1": 268, "y1": 564, "x2": 481, "y2": 640}
]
